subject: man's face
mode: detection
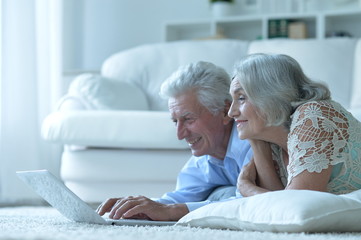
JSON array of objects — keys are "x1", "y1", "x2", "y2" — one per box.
[{"x1": 168, "y1": 90, "x2": 231, "y2": 160}]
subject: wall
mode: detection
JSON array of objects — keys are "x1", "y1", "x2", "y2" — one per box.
[
  {"x1": 62, "y1": 0, "x2": 214, "y2": 71},
  {"x1": 62, "y1": 0, "x2": 360, "y2": 72}
]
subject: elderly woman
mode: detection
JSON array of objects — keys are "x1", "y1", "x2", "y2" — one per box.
[{"x1": 228, "y1": 53, "x2": 361, "y2": 197}]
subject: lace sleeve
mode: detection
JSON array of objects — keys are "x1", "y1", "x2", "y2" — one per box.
[{"x1": 287, "y1": 101, "x2": 349, "y2": 182}]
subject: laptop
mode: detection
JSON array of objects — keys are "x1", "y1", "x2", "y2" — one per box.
[{"x1": 16, "y1": 169, "x2": 176, "y2": 226}]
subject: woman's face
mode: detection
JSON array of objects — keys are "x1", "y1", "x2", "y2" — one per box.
[{"x1": 228, "y1": 78, "x2": 267, "y2": 140}]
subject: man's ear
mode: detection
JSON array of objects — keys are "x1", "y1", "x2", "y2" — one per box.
[{"x1": 222, "y1": 100, "x2": 233, "y2": 125}]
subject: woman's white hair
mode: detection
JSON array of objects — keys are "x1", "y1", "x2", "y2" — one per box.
[
  {"x1": 160, "y1": 61, "x2": 231, "y2": 115},
  {"x1": 233, "y1": 53, "x2": 331, "y2": 127}
]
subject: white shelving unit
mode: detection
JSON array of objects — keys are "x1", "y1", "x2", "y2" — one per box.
[{"x1": 163, "y1": 9, "x2": 361, "y2": 42}]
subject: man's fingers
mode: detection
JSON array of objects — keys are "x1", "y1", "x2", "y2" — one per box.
[
  {"x1": 122, "y1": 204, "x2": 151, "y2": 219},
  {"x1": 109, "y1": 196, "x2": 147, "y2": 219},
  {"x1": 108, "y1": 198, "x2": 130, "y2": 219},
  {"x1": 96, "y1": 198, "x2": 121, "y2": 216}
]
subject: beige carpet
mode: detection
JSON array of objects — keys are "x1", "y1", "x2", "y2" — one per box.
[{"x1": 1, "y1": 206, "x2": 361, "y2": 240}]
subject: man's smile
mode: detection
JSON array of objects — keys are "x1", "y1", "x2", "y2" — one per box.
[{"x1": 187, "y1": 137, "x2": 202, "y2": 147}]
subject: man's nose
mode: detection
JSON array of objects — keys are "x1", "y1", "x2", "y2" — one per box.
[{"x1": 176, "y1": 122, "x2": 188, "y2": 140}]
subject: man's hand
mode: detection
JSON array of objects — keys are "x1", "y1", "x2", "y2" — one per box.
[{"x1": 96, "y1": 196, "x2": 189, "y2": 221}]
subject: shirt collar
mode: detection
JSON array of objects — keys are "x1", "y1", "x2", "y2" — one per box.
[
  {"x1": 208, "y1": 122, "x2": 239, "y2": 165},
  {"x1": 225, "y1": 122, "x2": 242, "y2": 161}
]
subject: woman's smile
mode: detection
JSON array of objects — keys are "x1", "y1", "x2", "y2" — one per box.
[{"x1": 235, "y1": 119, "x2": 248, "y2": 129}]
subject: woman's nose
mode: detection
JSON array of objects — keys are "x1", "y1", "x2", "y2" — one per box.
[{"x1": 228, "y1": 102, "x2": 237, "y2": 118}]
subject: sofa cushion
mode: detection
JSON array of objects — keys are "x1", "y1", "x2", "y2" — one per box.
[
  {"x1": 248, "y1": 38, "x2": 357, "y2": 109},
  {"x1": 178, "y1": 189, "x2": 361, "y2": 233},
  {"x1": 101, "y1": 39, "x2": 249, "y2": 111},
  {"x1": 42, "y1": 110, "x2": 189, "y2": 149},
  {"x1": 58, "y1": 73, "x2": 148, "y2": 111},
  {"x1": 61, "y1": 148, "x2": 189, "y2": 182}
]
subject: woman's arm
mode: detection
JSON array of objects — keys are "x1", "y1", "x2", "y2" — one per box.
[
  {"x1": 286, "y1": 167, "x2": 332, "y2": 191},
  {"x1": 249, "y1": 140, "x2": 284, "y2": 191},
  {"x1": 237, "y1": 140, "x2": 284, "y2": 197},
  {"x1": 286, "y1": 101, "x2": 342, "y2": 192}
]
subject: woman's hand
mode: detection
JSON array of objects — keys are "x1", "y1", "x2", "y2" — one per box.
[
  {"x1": 248, "y1": 139, "x2": 284, "y2": 191},
  {"x1": 237, "y1": 158, "x2": 257, "y2": 189},
  {"x1": 237, "y1": 158, "x2": 268, "y2": 197}
]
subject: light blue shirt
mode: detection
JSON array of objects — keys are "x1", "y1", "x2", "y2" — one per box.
[{"x1": 156, "y1": 123, "x2": 252, "y2": 211}]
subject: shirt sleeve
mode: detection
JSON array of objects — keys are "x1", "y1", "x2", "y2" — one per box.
[
  {"x1": 287, "y1": 101, "x2": 349, "y2": 182},
  {"x1": 154, "y1": 155, "x2": 227, "y2": 210}
]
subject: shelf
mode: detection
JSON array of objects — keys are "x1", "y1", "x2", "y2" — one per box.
[
  {"x1": 267, "y1": 16, "x2": 317, "y2": 39},
  {"x1": 164, "y1": 20, "x2": 212, "y2": 41},
  {"x1": 324, "y1": 11, "x2": 361, "y2": 38},
  {"x1": 164, "y1": 10, "x2": 361, "y2": 41},
  {"x1": 216, "y1": 18, "x2": 263, "y2": 40}
]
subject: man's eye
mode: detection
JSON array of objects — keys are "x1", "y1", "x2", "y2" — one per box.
[
  {"x1": 172, "y1": 120, "x2": 178, "y2": 125},
  {"x1": 184, "y1": 118, "x2": 195, "y2": 122},
  {"x1": 238, "y1": 96, "x2": 246, "y2": 101}
]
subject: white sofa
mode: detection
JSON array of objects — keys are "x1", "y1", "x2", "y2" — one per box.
[{"x1": 42, "y1": 38, "x2": 361, "y2": 203}]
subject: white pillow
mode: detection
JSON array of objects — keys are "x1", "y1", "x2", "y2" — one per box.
[
  {"x1": 177, "y1": 189, "x2": 361, "y2": 233},
  {"x1": 59, "y1": 73, "x2": 148, "y2": 111}
]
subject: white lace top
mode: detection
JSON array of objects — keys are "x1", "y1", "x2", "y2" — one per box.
[{"x1": 271, "y1": 100, "x2": 361, "y2": 194}]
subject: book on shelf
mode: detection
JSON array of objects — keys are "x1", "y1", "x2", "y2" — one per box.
[
  {"x1": 268, "y1": 19, "x2": 307, "y2": 39},
  {"x1": 288, "y1": 21, "x2": 307, "y2": 39}
]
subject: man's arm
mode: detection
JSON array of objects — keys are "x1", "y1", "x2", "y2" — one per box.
[
  {"x1": 97, "y1": 156, "x2": 233, "y2": 220},
  {"x1": 156, "y1": 156, "x2": 233, "y2": 208}
]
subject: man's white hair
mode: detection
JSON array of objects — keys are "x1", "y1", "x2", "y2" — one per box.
[{"x1": 160, "y1": 61, "x2": 231, "y2": 115}]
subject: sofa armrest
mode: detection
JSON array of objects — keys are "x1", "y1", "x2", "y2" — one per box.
[{"x1": 42, "y1": 110, "x2": 189, "y2": 149}]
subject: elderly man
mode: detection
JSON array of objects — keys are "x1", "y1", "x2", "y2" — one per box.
[{"x1": 97, "y1": 61, "x2": 252, "y2": 221}]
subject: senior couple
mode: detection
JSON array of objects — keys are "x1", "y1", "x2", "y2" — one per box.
[{"x1": 97, "y1": 53, "x2": 361, "y2": 221}]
